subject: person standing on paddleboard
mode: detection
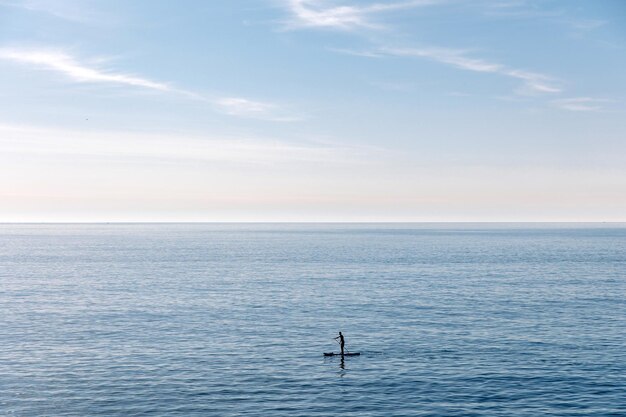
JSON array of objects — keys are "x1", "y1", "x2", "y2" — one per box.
[{"x1": 334, "y1": 332, "x2": 345, "y2": 355}]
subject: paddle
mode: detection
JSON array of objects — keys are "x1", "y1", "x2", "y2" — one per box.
[{"x1": 334, "y1": 337, "x2": 350, "y2": 354}]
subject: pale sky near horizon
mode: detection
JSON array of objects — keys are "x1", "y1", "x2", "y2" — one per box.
[{"x1": 1, "y1": 0, "x2": 625, "y2": 222}]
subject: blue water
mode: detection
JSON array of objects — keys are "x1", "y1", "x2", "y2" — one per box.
[{"x1": 1, "y1": 223, "x2": 625, "y2": 416}]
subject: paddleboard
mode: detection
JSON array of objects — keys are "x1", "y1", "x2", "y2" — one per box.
[{"x1": 323, "y1": 352, "x2": 360, "y2": 356}]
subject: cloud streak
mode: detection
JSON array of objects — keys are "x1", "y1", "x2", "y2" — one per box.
[
  {"x1": 340, "y1": 46, "x2": 561, "y2": 94},
  {"x1": 214, "y1": 97, "x2": 303, "y2": 121},
  {"x1": 0, "y1": 48, "x2": 172, "y2": 90},
  {"x1": 0, "y1": 123, "x2": 371, "y2": 165},
  {"x1": 0, "y1": 47, "x2": 297, "y2": 121},
  {"x1": 551, "y1": 97, "x2": 609, "y2": 112},
  {"x1": 0, "y1": 0, "x2": 95, "y2": 22},
  {"x1": 283, "y1": 0, "x2": 441, "y2": 30},
  {"x1": 286, "y1": 1, "x2": 565, "y2": 98}
]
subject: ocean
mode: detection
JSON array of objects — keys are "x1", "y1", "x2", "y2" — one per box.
[{"x1": 1, "y1": 223, "x2": 625, "y2": 416}]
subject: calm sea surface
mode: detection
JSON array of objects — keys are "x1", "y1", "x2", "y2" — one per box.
[{"x1": 1, "y1": 223, "x2": 625, "y2": 416}]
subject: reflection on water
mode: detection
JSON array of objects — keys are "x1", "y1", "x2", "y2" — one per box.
[{"x1": 325, "y1": 353, "x2": 356, "y2": 377}]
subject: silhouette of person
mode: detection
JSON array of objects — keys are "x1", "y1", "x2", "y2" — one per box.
[{"x1": 334, "y1": 331, "x2": 345, "y2": 355}]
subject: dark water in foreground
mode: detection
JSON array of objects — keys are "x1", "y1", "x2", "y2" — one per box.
[{"x1": 1, "y1": 223, "x2": 625, "y2": 416}]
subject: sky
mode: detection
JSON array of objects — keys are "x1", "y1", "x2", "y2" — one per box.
[{"x1": 0, "y1": 0, "x2": 625, "y2": 222}]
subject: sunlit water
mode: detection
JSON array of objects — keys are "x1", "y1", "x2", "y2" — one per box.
[{"x1": 1, "y1": 223, "x2": 625, "y2": 416}]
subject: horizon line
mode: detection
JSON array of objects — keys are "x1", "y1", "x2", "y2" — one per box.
[{"x1": 1, "y1": 221, "x2": 624, "y2": 225}]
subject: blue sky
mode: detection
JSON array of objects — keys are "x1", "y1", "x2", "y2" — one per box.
[{"x1": 0, "y1": 0, "x2": 625, "y2": 221}]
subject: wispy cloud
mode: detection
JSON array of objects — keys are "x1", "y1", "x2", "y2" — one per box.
[
  {"x1": 0, "y1": 123, "x2": 370, "y2": 165},
  {"x1": 551, "y1": 97, "x2": 610, "y2": 112},
  {"x1": 282, "y1": 0, "x2": 441, "y2": 30},
  {"x1": 367, "y1": 80, "x2": 415, "y2": 92},
  {"x1": 381, "y1": 46, "x2": 502, "y2": 72},
  {"x1": 288, "y1": 1, "x2": 570, "y2": 99},
  {"x1": 480, "y1": 0, "x2": 561, "y2": 20},
  {"x1": 340, "y1": 46, "x2": 561, "y2": 94},
  {"x1": 504, "y1": 69, "x2": 560, "y2": 94},
  {"x1": 0, "y1": 48, "x2": 172, "y2": 90},
  {"x1": 326, "y1": 47, "x2": 384, "y2": 58},
  {"x1": 568, "y1": 18, "x2": 607, "y2": 31},
  {"x1": 0, "y1": 0, "x2": 103, "y2": 23},
  {"x1": 214, "y1": 97, "x2": 303, "y2": 121},
  {"x1": 0, "y1": 47, "x2": 297, "y2": 121},
  {"x1": 479, "y1": 1, "x2": 607, "y2": 31}
]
